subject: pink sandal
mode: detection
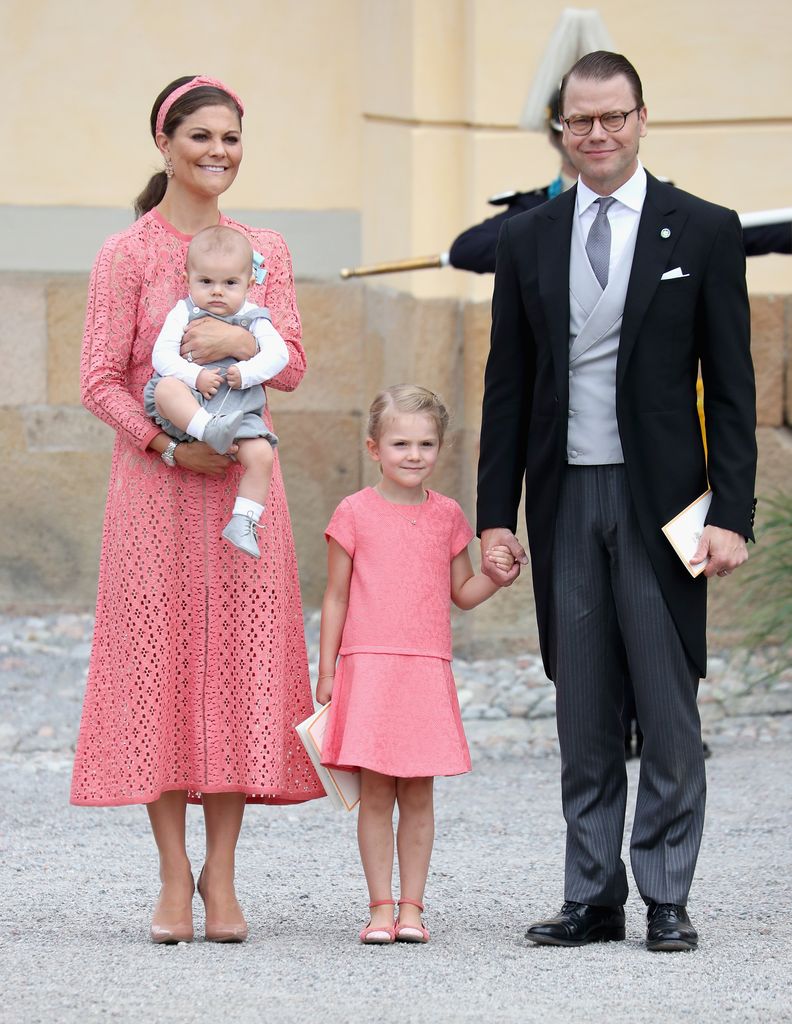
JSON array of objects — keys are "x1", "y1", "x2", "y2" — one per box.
[
  {"x1": 359, "y1": 900, "x2": 396, "y2": 944},
  {"x1": 395, "y1": 898, "x2": 430, "y2": 943}
]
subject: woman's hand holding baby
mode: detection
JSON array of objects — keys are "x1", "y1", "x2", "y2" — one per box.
[
  {"x1": 196, "y1": 367, "x2": 224, "y2": 399},
  {"x1": 181, "y1": 318, "x2": 255, "y2": 363},
  {"x1": 175, "y1": 440, "x2": 238, "y2": 477}
]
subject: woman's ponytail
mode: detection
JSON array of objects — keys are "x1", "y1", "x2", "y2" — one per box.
[{"x1": 134, "y1": 170, "x2": 168, "y2": 219}]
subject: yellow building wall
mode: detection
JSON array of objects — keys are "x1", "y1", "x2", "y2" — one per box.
[
  {"x1": 2, "y1": 0, "x2": 789, "y2": 292},
  {"x1": 1, "y1": 0, "x2": 790, "y2": 637},
  {"x1": 0, "y1": 0, "x2": 362, "y2": 210},
  {"x1": 359, "y1": 0, "x2": 792, "y2": 299}
]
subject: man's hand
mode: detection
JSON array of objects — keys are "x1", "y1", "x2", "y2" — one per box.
[
  {"x1": 225, "y1": 364, "x2": 243, "y2": 390},
  {"x1": 690, "y1": 524, "x2": 748, "y2": 579},
  {"x1": 480, "y1": 528, "x2": 528, "y2": 587},
  {"x1": 196, "y1": 368, "x2": 224, "y2": 399}
]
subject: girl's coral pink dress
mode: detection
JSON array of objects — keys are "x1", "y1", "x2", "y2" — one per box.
[
  {"x1": 320, "y1": 487, "x2": 473, "y2": 778},
  {"x1": 71, "y1": 209, "x2": 323, "y2": 807}
]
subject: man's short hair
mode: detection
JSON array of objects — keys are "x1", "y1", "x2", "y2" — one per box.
[{"x1": 559, "y1": 51, "x2": 644, "y2": 115}]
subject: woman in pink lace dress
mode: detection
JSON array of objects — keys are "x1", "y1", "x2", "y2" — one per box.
[{"x1": 71, "y1": 75, "x2": 323, "y2": 944}]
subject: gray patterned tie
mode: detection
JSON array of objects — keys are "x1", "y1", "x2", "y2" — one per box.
[{"x1": 586, "y1": 196, "x2": 616, "y2": 290}]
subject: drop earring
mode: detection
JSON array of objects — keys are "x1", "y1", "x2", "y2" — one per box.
[{"x1": 164, "y1": 157, "x2": 174, "y2": 179}]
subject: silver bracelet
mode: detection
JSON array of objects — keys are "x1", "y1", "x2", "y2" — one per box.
[{"x1": 161, "y1": 439, "x2": 179, "y2": 467}]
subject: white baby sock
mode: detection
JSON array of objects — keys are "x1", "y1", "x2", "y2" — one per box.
[
  {"x1": 186, "y1": 408, "x2": 212, "y2": 440},
  {"x1": 233, "y1": 498, "x2": 265, "y2": 521}
]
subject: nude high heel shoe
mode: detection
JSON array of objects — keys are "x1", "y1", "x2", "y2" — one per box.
[
  {"x1": 150, "y1": 875, "x2": 195, "y2": 944},
  {"x1": 197, "y1": 866, "x2": 249, "y2": 943}
]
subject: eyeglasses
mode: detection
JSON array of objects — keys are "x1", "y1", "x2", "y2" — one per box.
[{"x1": 562, "y1": 107, "x2": 640, "y2": 136}]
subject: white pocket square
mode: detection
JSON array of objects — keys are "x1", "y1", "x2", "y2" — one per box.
[{"x1": 660, "y1": 267, "x2": 690, "y2": 281}]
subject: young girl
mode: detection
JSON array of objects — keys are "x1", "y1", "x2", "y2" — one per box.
[
  {"x1": 144, "y1": 224, "x2": 288, "y2": 558},
  {"x1": 316, "y1": 384, "x2": 514, "y2": 944}
]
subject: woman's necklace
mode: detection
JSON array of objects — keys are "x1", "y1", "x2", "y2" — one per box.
[{"x1": 375, "y1": 485, "x2": 427, "y2": 526}]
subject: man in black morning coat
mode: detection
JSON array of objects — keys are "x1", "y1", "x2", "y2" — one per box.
[{"x1": 477, "y1": 52, "x2": 757, "y2": 953}]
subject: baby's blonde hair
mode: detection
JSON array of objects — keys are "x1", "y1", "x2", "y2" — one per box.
[
  {"x1": 187, "y1": 224, "x2": 253, "y2": 273},
  {"x1": 367, "y1": 384, "x2": 450, "y2": 444}
]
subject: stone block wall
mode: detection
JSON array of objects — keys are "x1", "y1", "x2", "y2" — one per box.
[{"x1": 1, "y1": 271, "x2": 790, "y2": 655}]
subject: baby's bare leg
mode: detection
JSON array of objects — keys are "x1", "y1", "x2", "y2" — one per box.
[
  {"x1": 235, "y1": 438, "x2": 275, "y2": 507},
  {"x1": 154, "y1": 377, "x2": 202, "y2": 432}
]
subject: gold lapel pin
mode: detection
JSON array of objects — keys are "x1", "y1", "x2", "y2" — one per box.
[{"x1": 660, "y1": 227, "x2": 671, "y2": 239}]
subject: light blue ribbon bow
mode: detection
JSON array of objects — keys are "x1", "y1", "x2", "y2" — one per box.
[{"x1": 252, "y1": 250, "x2": 268, "y2": 286}]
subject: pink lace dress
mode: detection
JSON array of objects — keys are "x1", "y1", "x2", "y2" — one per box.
[{"x1": 71, "y1": 209, "x2": 323, "y2": 807}]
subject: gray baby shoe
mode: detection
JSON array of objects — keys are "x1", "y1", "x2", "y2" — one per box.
[
  {"x1": 203, "y1": 410, "x2": 244, "y2": 454},
  {"x1": 221, "y1": 512, "x2": 261, "y2": 558}
]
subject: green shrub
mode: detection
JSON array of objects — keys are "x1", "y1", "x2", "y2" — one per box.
[{"x1": 741, "y1": 492, "x2": 792, "y2": 672}]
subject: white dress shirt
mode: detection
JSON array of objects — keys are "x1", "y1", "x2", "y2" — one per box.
[{"x1": 576, "y1": 163, "x2": 647, "y2": 280}]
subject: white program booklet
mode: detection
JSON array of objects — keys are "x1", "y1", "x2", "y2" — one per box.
[
  {"x1": 295, "y1": 703, "x2": 361, "y2": 812},
  {"x1": 661, "y1": 489, "x2": 712, "y2": 578}
]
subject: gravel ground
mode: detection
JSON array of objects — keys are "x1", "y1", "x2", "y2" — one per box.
[
  {"x1": 2, "y1": 743, "x2": 791, "y2": 1023},
  {"x1": 1, "y1": 614, "x2": 791, "y2": 1024}
]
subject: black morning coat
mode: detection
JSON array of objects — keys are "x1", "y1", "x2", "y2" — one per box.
[{"x1": 476, "y1": 172, "x2": 758, "y2": 679}]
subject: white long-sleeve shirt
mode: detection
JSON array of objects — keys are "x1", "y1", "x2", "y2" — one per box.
[{"x1": 151, "y1": 298, "x2": 289, "y2": 391}]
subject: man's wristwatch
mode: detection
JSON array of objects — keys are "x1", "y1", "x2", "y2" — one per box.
[{"x1": 161, "y1": 439, "x2": 180, "y2": 467}]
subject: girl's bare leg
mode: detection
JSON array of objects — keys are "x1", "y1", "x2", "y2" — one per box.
[
  {"x1": 358, "y1": 769, "x2": 398, "y2": 929},
  {"x1": 154, "y1": 377, "x2": 202, "y2": 432},
  {"x1": 146, "y1": 790, "x2": 194, "y2": 936},
  {"x1": 200, "y1": 792, "x2": 248, "y2": 935},
  {"x1": 236, "y1": 438, "x2": 274, "y2": 506},
  {"x1": 395, "y1": 776, "x2": 435, "y2": 928}
]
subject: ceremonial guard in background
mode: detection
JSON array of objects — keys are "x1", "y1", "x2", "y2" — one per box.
[{"x1": 449, "y1": 96, "x2": 577, "y2": 274}]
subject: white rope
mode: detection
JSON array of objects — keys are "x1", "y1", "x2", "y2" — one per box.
[
  {"x1": 519, "y1": 9, "x2": 615, "y2": 132},
  {"x1": 738, "y1": 207, "x2": 792, "y2": 228}
]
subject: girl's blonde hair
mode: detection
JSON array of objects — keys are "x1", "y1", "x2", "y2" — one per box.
[{"x1": 367, "y1": 384, "x2": 450, "y2": 444}]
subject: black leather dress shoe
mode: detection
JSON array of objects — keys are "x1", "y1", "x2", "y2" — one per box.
[
  {"x1": 525, "y1": 901, "x2": 626, "y2": 946},
  {"x1": 646, "y1": 903, "x2": 698, "y2": 952}
]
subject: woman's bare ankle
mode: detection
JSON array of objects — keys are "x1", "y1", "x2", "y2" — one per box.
[
  {"x1": 201, "y1": 856, "x2": 236, "y2": 888},
  {"x1": 158, "y1": 856, "x2": 193, "y2": 889}
]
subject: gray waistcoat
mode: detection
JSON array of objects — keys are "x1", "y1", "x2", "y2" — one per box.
[{"x1": 566, "y1": 210, "x2": 640, "y2": 465}]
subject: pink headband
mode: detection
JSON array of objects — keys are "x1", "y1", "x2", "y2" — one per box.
[{"x1": 155, "y1": 76, "x2": 244, "y2": 136}]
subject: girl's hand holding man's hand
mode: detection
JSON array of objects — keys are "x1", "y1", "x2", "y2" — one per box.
[
  {"x1": 480, "y1": 528, "x2": 528, "y2": 587},
  {"x1": 487, "y1": 545, "x2": 516, "y2": 573}
]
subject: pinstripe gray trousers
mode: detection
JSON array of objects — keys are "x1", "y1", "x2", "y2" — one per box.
[{"x1": 549, "y1": 465, "x2": 706, "y2": 906}]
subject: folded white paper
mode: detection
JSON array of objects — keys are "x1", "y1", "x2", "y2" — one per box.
[
  {"x1": 295, "y1": 703, "x2": 360, "y2": 812},
  {"x1": 661, "y1": 489, "x2": 712, "y2": 577},
  {"x1": 660, "y1": 267, "x2": 690, "y2": 280}
]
